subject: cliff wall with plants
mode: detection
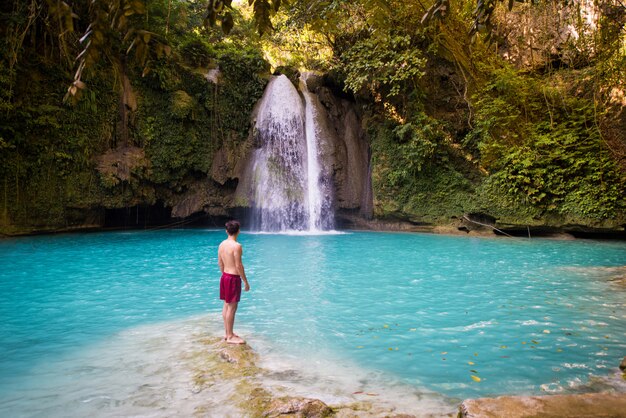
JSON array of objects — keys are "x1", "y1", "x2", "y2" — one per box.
[
  {"x1": 1, "y1": 0, "x2": 625, "y2": 236},
  {"x1": 272, "y1": 0, "x2": 626, "y2": 235},
  {"x1": 0, "y1": 0, "x2": 269, "y2": 234}
]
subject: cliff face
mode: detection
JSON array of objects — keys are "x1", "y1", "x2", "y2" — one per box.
[{"x1": 1, "y1": 0, "x2": 624, "y2": 237}]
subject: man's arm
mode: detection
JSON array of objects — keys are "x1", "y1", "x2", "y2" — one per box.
[
  {"x1": 218, "y1": 244, "x2": 224, "y2": 273},
  {"x1": 234, "y1": 244, "x2": 250, "y2": 291}
]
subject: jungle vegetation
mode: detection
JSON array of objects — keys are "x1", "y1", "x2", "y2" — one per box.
[{"x1": 1, "y1": 0, "x2": 625, "y2": 233}]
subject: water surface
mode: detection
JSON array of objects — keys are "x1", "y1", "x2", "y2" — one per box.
[{"x1": 1, "y1": 230, "x2": 625, "y2": 416}]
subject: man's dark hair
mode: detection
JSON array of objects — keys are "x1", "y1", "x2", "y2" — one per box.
[{"x1": 225, "y1": 219, "x2": 240, "y2": 235}]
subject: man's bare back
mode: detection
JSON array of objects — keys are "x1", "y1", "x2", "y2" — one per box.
[{"x1": 218, "y1": 239, "x2": 243, "y2": 276}]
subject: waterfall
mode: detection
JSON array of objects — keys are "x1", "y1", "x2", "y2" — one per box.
[
  {"x1": 300, "y1": 73, "x2": 334, "y2": 231},
  {"x1": 247, "y1": 74, "x2": 334, "y2": 232}
]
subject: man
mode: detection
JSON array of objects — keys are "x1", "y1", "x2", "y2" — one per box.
[{"x1": 217, "y1": 219, "x2": 250, "y2": 344}]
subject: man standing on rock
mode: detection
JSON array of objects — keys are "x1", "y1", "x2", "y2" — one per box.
[{"x1": 218, "y1": 219, "x2": 250, "y2": 344}]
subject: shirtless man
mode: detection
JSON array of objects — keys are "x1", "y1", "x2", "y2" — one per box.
[{"x1": 217, "y1": 220, "x2": 250, "y2": 344}]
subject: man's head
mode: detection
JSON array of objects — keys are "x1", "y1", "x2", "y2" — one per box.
[{"x1": 225, "y1": 219, "x2": 241, "y2": 236}]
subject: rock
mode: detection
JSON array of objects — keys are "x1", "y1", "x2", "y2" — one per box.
[
  {"x1": 303, "y1": 73, "x2": 324, "y2": 93},
  {"x1": 620, "y1": 356, "x2": 626, "y2": 371},
  {"x1": 459, "y1": 393, "x2": 626, "y2": 418},
  {"x1": 264, "y1": 397, "x2": 332, "y2": 418},
  {"x1": 96, "y1": 146, "x2": 148, "y2": 187},
  {"x1": 273, "y1": 66, "x2": 300, "y2": 87},
  {"x1": 170, "y1": 192, "x2": 203, "y2": 218},
  {"x1": 459, "y1": 213, "x2": 497, "y2": 233},
  {"x1": 211, "y1": 147, "x2": 230, "y2": 185},
  {"x1": 216, "y1": 340, "x2": 258, "y2": 369}
]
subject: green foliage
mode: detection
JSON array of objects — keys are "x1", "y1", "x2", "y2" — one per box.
[
  {"x1": 210, "y1": 44, "x2": 269, "y2": 135},
  {"x1": 339, "y1": 34, "x2": 426, "y2": 97},
  {"x1": 370, "y1": 113, "x2": 477, "y2": 221},
  {"x1": 134, "y1": 43, "x2": 268, "y2": 186},
  {"x1": 179, "y1": 37, "x2": 216, "y2": 67},
  {"x1": 472, "y1": 66, "x2": 625, "y2": 221}
]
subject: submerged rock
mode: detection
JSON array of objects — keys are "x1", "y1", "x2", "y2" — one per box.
[
  {"x1": 620, "y1": 356, "x2": 626, "y2": 371},
  {"x1": 264, "y1": 397, "x2": 333, "y2": 417},
  {"x1": 458, "y1": 393, "x2": 626, "y2": 418}
]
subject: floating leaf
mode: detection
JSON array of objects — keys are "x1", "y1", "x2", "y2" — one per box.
[
  {"x1": 522, "y1": 341, "x2": 527, "y2": 345},
  {"x1": 471, "y1": 375, "x2": 481, "y2": 382},
  {"x1": 441, "y1": 352, "x2": 448, "y2": 355},
  {"x1": 556, "y1": 348, "x2": 563, "y2": 352},
  {"x1": 474, "y1": 353, "x2": 478, "y2": 356},
  {"x1": 500, "y1": 345, "x2": 507, "y2": 349},
  {"x1": 470, "y1": 369, "x2": 478, "y2": 373},
  {"x1": 388, "y1": 347, "x2": 393, "y2": 351},
  {"x1": 531, "y1": 340, "x2": 539, "y2": 344},
  {"x1": 383, "y1": 325, "x2": 389, "y2": 328},
  {"x1": 543, "y1": 330, "x2": 550, "y2": 334},
  {"x1": 409, "y1": 328, "x2": 417, "y2": 331},
  {"x1": 468, "y1": 361, "x2": 475, "y2": 365},
  {"x1": 356, "y1": 346, "x2": 364, "y2": 349}
]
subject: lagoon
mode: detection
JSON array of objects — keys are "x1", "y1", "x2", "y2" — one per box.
[{"x1": 1, "y1": 230, "x2": 625, "y2": 416}]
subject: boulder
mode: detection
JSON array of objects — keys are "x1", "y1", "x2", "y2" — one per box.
[
  {"x1": 264, "y1": 397, "x2": 332, "y2": 418},
  {"x1": 620, "y1": 356, "x2": 626, "y2": 371},
  {"x1": 459, "y1": 393, "x2": 626, "y2": 418}
]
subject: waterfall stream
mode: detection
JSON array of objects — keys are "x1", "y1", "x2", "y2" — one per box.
[{"x1": 248, "y1": 74, "x2": 334, "y2": 232}]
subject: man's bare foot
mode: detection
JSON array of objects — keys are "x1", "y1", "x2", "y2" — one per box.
[
  {"x1": 223, "y1": 333, "x2": 239, "y2": 341},
  {"x1": 226, "y1": 335, "x2": 245, "y2": 344}
]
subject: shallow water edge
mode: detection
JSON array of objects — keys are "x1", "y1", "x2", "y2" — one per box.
[{"x1": 0, "y1": 314, "x2": 459, "y2": 417}]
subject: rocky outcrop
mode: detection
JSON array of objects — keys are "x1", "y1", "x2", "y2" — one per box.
[
  {"x1": 458, "y1": 393, "x2": 626, "y2": 418},
  {"x1": 306, "y1": 74, "x2": 373, "y2": 219},
  {"x1": 204, "y1": 338, "x2": 452, "y2": 417}
]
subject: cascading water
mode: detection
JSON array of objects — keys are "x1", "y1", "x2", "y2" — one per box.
[
  {"x1": 248, "y1": 74, "x2": 334, "y2": 232},
  {"x1": 300, "y1": 73, "x2": 334, "y2": 231}
]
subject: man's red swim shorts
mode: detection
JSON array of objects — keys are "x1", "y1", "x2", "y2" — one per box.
[{"x1": 220, "y1": 272, "x2": 242, "y2": 303}]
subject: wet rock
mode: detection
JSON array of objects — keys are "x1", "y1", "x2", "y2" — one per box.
[
  {"x1": 620, "y1": 356, "x2": 626, "y2": 371},
  {"x1": 216, "y1": 340, "x2": 258, "y2": 369},
  {"x1": 459, "y1": 393, "x2": 626, "y2": 418},
  {"x1": 264, "y1": 396, "x2": 332, "y2": 417},
  {"x1": 273, "y1": 66, "x2": 300, "y2": 88},
  {"x1": 303, "y1": 73, "x2": 324, "y2": 93}
]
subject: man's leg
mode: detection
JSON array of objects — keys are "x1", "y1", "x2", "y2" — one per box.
[
  {"x1": 222, "y1": 302, "x2": 228, "y2": 340},
  {"x1": 224, "y1": 302, "x2": 245, "y2": 344}
]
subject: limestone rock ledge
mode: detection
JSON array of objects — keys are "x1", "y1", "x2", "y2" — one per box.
[
  {"x1": 204, "y1": 340, "x2": 449, "y2": 418},
  {"x1": 458, "y1": 393, "x2": 626, "y2": 418}
]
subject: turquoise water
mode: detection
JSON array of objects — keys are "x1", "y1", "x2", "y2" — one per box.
[{"x1": 1, "y1": 230, "x2": 626, "y2": 415}]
